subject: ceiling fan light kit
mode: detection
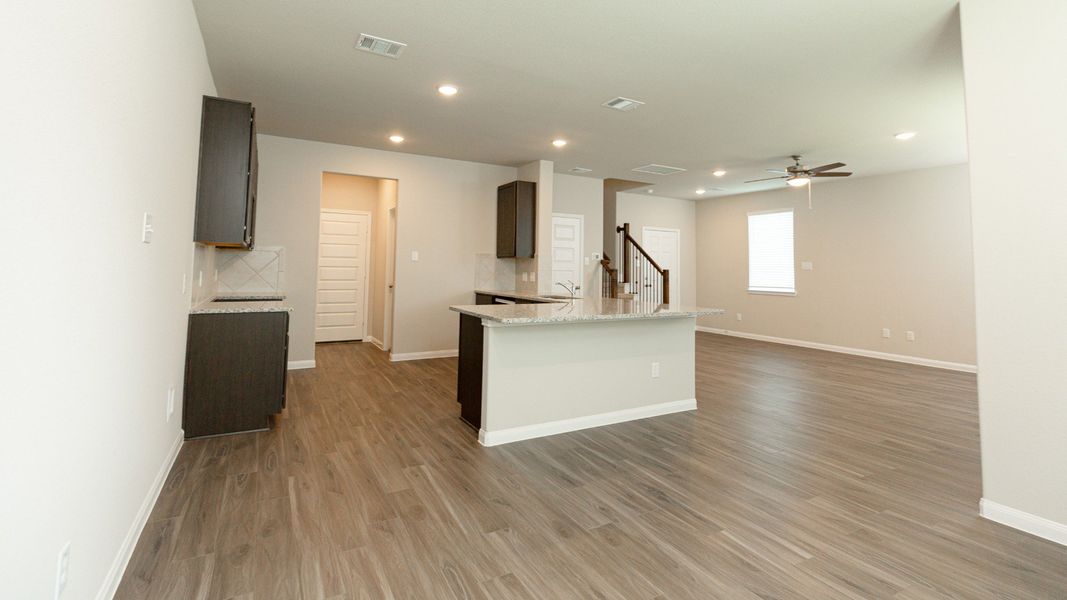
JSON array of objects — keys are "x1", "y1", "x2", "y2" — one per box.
[{"x1": 744, "y1": 154, "x2": 852, "y2": 208}]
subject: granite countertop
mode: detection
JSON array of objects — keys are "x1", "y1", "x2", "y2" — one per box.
[
  {"x1": 190, "y1": 294, "x2": 293, "y2": 315},
  {"x1": 451, "y1": 296, "x2": 723, "y2": 325}
]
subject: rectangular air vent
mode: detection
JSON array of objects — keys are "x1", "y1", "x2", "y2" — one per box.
[
  {"x1": 569, "y1": 167, "x2": 593, "y2": 173},
  {"x1": 356, "y1": 34, "x2": 407, "y2": 59},
  {"x1": 632, "y1": 164, "x2": 686, "y2": 176},
  {"x1": 602, "y1": 97, "x2": 645, "y2": 112}
]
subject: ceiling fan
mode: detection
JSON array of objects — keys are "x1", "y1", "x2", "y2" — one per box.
[{"x1": 744, "y1": 155, "x2": 852, "y2": 208}]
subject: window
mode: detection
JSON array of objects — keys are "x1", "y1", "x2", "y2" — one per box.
[{"x1": 747, "y1": 209, "x2": 795, "y2": 294}]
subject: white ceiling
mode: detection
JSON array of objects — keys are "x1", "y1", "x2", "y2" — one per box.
[{"x1": 192, "y1": 0, "x2": 967, "y2": 199}]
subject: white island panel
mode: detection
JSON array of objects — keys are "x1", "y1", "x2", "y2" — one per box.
[{"x1": 479, "y1": 316, "x2": 697, "y2": 445}]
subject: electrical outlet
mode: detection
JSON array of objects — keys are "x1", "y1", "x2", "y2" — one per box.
[
  {"x1": 141, "y1": 212, "x2": 154, "y2": 243},
  {"x1": 213, "y1": 269, "x2": 218, "y2": 282},
  {"x1": 651, "y1": 362, "x2": 661, "y2": 378},
  {"x1": 882, "y1": 328, "x2": 891, "y2": 339},
  {"x1": 521, "y1": 272, "x2": 528, "y2": 282},
  {"x1": 181, "y1": 273, "x2": 187, "y2": 295},
  {"x1": 166, "y1": 385, "x2": 176, "y2": 422},
  {"x1": 54, "y1": 541, "x2": 70, "y2": 599},
  {"x1": 736, "y1": 313, "x2": 743, "y2": 321},
  {"x1": 906, "y1": 331, "x2": 916, "y2": 342}
]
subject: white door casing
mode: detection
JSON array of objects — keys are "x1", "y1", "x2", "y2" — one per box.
[
  {"x1": 316, "y1": 209, "x2": 370, "y2": 342},
  {"x1": 383, "y1": 206, "x2": 396, "y2": 351},
  {"x1": 551, "y1": 213, "x2": 583, "y2": 294},
  {"x1": 641, "y1": 226, "x2": 681, "y2": 303}
]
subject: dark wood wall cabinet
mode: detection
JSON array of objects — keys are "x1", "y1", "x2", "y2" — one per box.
[
  {"x1": 496, "y1": 180, "x2": 536, "y2": 258},
  {"x1": 183, "y1": 311, "x2": 289, "y2": 438},
  {"x1": 194, "y1": 96, "x2": 258, "y2": 248}
]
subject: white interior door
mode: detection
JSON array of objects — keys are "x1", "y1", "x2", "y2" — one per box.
[
  {"x1": 551, "y1": 214, "x2": 583, "y2": 294},
  {"x1": 641, "y1": 227, "x2": 680, "y2": 303},
  {"x1": 316, "y1": 209, "x2": 370, "y2": 342}
]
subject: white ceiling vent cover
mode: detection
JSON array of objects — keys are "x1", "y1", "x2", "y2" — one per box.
[
  {"x1": 602, "y1": 97, "x2": 645, "y2": 112},
  {"x1": 569, "y1": 167, "x2": 593, "y2": 173},
  {"x1": 356, "y1": 34, "x2": 407, "y2": 59},
  {"x1": 632, "y1": 164, "x2": 686, "y2": 176}
]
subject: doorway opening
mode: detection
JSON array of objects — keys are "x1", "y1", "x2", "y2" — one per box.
[{"x1": 316, "y1": 172, "x2": 398, "y2": 352}]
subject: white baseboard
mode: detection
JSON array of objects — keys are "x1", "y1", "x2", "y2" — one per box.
[
  {"x1": 478, "y1": 398, "x2": 697, "y2": 447},
  {"x1": 364, "y1": 336, "x2": 386, "y2": 351},
  {"x1": 389, "y1": 349, "x2": 458, "y2": 362},
  {"x1": 980, "y1": 499, "x2": 1067, "y2": 547},
  {"x1": 287, "y1": 359, "x2": 316, "y2": 370},
  {"x1": 696, "y1": 326, "x2": 977, "y2": 373},
  {"x1": 96, "y1": 429, "x2": 184, "y2": 600}
]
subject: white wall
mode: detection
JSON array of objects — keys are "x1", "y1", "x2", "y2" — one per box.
[
  {"x1": 0, "y1": 0, "x2": 216, "y2": 597},
  {"x1": 695, "y1": 164, "x2": 977, "y2": 366},
  {"x1": 255, "y1": 135, "x2": 517, "y2": 361},
  {"x1": 552, "y1": 174, "x2": 604, "y2": 296},
  {"x1": 960, "y1": 0, "x2": 1067, "y2": 534},
  {"x1": 616, "y1": 192, "x2": 698, "y2": 306}
]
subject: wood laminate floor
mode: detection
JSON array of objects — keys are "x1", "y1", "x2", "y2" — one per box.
[{"x1": 116, "y1": 333, "x2": 1067, "y2": 599}]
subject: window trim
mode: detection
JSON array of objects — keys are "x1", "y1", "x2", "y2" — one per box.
[{"x1": 746, "y1": 208, "x2": 796, "y2": 296}]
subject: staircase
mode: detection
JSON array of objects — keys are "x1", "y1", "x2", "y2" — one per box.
[{"x1": 601, "y1": 223, "x2": 670, "y2": 304}]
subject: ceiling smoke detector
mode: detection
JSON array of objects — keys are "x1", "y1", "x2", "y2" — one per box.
[
  {"x1": 356, "y1": 34, "x2": 407, "y2": 59},
  {"x1": 632, "y1": 163, "x2": 686, "y2": 176},
  {"x1": 602, "y1": 97, "x2": 645, "y2": 112}
]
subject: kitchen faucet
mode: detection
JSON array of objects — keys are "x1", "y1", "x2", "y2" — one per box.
[{"x1": 556, "y1": 280, "x2": 578, "y2": 299}]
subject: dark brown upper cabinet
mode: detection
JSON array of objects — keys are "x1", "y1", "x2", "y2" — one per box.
[
  {"x1": 194, "y1": 96, "x2": 258, "y2": 248},
  {"x1": 496, "y1": 180, "x2": 536, "y2": 258}
]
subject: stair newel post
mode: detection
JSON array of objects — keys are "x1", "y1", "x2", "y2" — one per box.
[
  {"x1": 621, "y1": 223, "x2": 631, "y2": 288},
  {"x1": 662, "y1": 269, "x2": 670, "y2": 305}
]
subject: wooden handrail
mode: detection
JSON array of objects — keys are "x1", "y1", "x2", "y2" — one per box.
[{"x1": 616, "y1": 224, "x2": 666, "y2": 274}]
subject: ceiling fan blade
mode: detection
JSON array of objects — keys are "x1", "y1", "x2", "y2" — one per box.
[
  {"x1": 812, "y1": 171, "x2": 852, "y2": 177},
  {"x1": 745, "y1": 176, "x2": 788, "y2": 183},
  {"x1": 765, "y1": 169, "x2": 788, "y2": 174},
  {"x1": 808, "y1": 162, "x2": 846, "y2": 173}
]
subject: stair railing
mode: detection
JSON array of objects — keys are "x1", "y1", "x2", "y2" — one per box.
[{"x1": 600, "y1": 223, "x2": 670, "y2": 304}]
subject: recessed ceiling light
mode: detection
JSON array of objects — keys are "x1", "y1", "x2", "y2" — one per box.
[
  {"x1": 389, "y1": 134, "x2": 404, "y2": 143},
  {"x1": 712, "y1": 170, "x2": 727, "y2": 177},
  {"x1": 695, "y1": 188, "x2": 706, "y2": 195},
  {"x1": 647, "y1": 189, "x2": 654, "y2": 193},
  {"x1": 552, "y1": 139, "x2": 567, "y2": 148},
  {"x1": 437, "y1": 84, "x2": 458, "y2": 96},
  {"x1": 894, "y1": 131, "x2": 917, "y2": 141}
]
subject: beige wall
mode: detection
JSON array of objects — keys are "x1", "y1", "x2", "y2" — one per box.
[
  {"x1": 961, "y1": 0, "x2": 1067, "y2": 531},
  {"x1": 552, "y1": 174, "x2": 604, "y2": 296},
  {"x1": 1, "y1": 0, "x2": 216, "y2": 597},
  {"x1": 514, "y1": 160, "x2": 554, "y2": 293},
  {"x1": 320, "y1": 173, "x2": 395, "y2": 346},
  {"x1": 694, "y1": 164, "x2": 976, "y2": 366},
  {"x1": 255, "y1": 135, "x2": 517, "y2": 361},
  {"x1": 616, "y1": 192, "x2": 698, "y2": 307}
]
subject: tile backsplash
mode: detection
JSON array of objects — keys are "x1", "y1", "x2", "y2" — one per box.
[
  {"x1": 217, "y1": 246, "x2": 286, "y2": 295},
  {"x1": 474, "y1": 253, "x2": 516, "y2": 290}
]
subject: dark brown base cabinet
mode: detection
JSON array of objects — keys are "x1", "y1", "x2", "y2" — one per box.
[
  {"x1": 183, "y1": 311, "x2": 289, "y2": 438},
  {"x1": 457, "y1": 313, "x2": 484, "y2": 429}
]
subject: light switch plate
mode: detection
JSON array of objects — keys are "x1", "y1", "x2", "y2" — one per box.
[
  {"x1": 801, "y1": 261, "x2": 813, "y2": 271},
  {"x1": 410, "y1": 250, "x2": 419, "y2": 262},
  {"x1": 882, "y1": 328, "x2": 891, "y2": 338},
  {"x1": 141, "y1": 212, "x2": 154, "y2": 243}
]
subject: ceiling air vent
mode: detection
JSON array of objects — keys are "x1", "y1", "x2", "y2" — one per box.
[
  {"x1": 632, "y1": 164, "x2": 686, "y2": 176},
  {"x1": 356, "y1": 34, "x2": 407, "y2": 59},
  {"x1": 602, "y1": 97, "x2": 645, "y2": 112},
  {"x1": 569, "y1": 167, "x2": 593, "y2": 173}
]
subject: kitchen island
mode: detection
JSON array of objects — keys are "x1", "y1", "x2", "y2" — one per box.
[{"x1": 450, "y1": 293, "x2": 722, "y2": 446}]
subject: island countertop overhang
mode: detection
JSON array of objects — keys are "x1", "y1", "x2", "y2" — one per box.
[{"x1": 450, "y1": 297, "x2": 723, "y2": 326}]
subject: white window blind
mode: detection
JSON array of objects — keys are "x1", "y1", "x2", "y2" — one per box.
[{"x1": 747, "y1": 209, "x2": 795, "y2": 294}]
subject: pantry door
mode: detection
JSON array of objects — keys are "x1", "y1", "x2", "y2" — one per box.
[{"x1": 315, "y1": 209, "x2": 370, "y2": 342}]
